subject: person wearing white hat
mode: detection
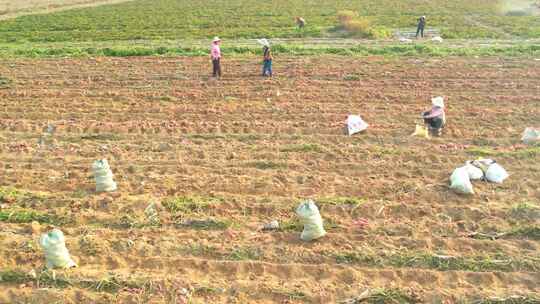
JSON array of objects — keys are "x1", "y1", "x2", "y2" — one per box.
[
  {"x1": 422, "y1": 96, "x2": 446, "y2": 136},
  {"x1": 416, "y1": 16, "x2": 426, "y2": 38},
  {"x1": 210, "y1": 37, "x2": 222, "y2": 78},
  {"x1": 257, "y1": 38, "x2": 273, "y2": 77}
]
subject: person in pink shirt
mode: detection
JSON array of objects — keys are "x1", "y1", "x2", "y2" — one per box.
[
  {"x1": 210, "y1": 37, "x2": 222, "y2": 78},
  {"x1": 422, "y1": 96, "x2": 446, "y2": 136}
]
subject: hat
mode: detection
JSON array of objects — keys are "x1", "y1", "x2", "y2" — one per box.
[
  {"x1": 257, "y1": 38, "x2": 270, "y2": 47},
  {"x1": 212, "y1": 37, "x2": 221, "y2": 43},
  {"x1": 431, "y1": 96, "x2": 445, "y2": 108}
]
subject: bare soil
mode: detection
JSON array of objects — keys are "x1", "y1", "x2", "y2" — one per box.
[{"x1": 0, "y1": 56, "x2": 538, "y2": 303}]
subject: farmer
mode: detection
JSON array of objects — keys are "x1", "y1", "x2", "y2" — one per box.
[
  {"x1": 210, "y1": 37, "x2": 222, "y2": 78},
  {"x1": 416, "y1": 16, "x2": 426, "y2": 38},
  {"x1": 258, "y1": 38, "x2": 272, "y2": 77},
  {"x1": 422, "y1": 97, "x2": 446, "y2": 136},
  {"x1": 296, "y1": 17, "x2": 306, "y2": 29}
]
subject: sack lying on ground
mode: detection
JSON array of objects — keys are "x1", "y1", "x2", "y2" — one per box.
[
  {"x1": 464, "y1": 161, "x2": 484, "y2": 180},
  {"x1": 522, "y1": 127, "x2": 540, "y2": 145},
  {"x1": 296, "y1": 199, "x2": 326, "y2": 241},
  {"x1": 346, "y1": 115, "x2": 369, "y2": 136},
  {"x1": 92, "y1": 159, "x2": 117, "y2": 192},
  {"x1": 411, "y1": 124, "x2": 429, "y2": 138},
  {"x1": 39, "y1": 229, "x2": 77, "y2": 269},
  {"x1": 471, "y1": 158, "x2": 494, "y2": 173},
  {"x1": 432, "y1": 36, "x2": 443, "y2": 43},
  {"x1": 450, "y1": 167, "x2": 474, "y2": 194},
  {"x1": 472, "y1": 158, "x2": 509, "y2": 184},
  {"x1": 485, "y1": 163, "x2": 509, "y2": 184}
]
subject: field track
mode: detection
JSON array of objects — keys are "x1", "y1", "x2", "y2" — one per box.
[{"x1": 0, "y1": 56, "x2": 539, "y2": 303}]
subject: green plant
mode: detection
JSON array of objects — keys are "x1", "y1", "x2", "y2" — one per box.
[
  {"x1": 0, "y1": 209, "x2": 58, "y2": 224},
  {"x1": 177, "y1": 219, "x2": 231, "y2": 230},
  {"x1": 227, "y1": 247, "x2": 262, "y2": 261},
  {"x1": 280, "y1": 144, "x2": 324, "y2": 153},
  {"x1": 510, "y1": 202, "x2": 539, "y2": 221},
  {"x1": 316, "y1": 197, "x2": 365, "y2": 206},
  {"x1": 162, "y1": 196, "x2": 219, "y2": 214}
]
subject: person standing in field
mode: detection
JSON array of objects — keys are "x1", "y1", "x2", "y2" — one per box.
[
  {"x1": 210, "y1": 37, "x2": 222, "y2": 78},
  {"x1": 416, "y1": 16, "x2": 426, "y2": 38},
  {"x1": 296, "y1": 17, "x2": 306, "y2": 29},
  {"x1": 258, "y1": 39, "x2": 273, "y2": 77}
]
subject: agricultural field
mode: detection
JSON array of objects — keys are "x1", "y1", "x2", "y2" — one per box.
[
  {"x1": 0, "y1": 0, "x2": 539, "y2": 44},
  {"x1": 0, "y1": 55, "x2": 539, "y2": 303},
  {"x1": 0, "y1": 0, "x2": 133, "y2": 21}
]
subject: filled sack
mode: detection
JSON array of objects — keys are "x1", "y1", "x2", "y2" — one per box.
[
  {"x1": 472, "y1": 159, "x2": 509, "y2": 184},
  {"x1": 522, "y1": 128, "x2": 540, "y2": 145},
  {"x1": 346, "y1": 115, "x2": 369, "y2": 136},
  {"x1": 296, "y1": 200, "x2": 326, "y2": 241},
  {"x1": 39, "y1": 229, "x2": 77, "y2": 269},
  {"x1": 464, "y1": 161, "x2": 484, "y2": 180},
  {"x1": 92, "y1": 159, "x2": 117, "y2": 192},
  {"x1": 411, "y1": 124, "x2": 429, "y2": 138},
  {"x1": 485, "y1": 163, "x2": 509, "y2": 184},
  {"x1": 450, "y1": 167, "x2": 474, "y2": 194}
]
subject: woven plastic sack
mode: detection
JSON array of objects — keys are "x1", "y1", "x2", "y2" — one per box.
[
  {"x1": 472, "y1": 158, "x2": 494, "y2": 173},
  {"x1": 450, "y1": 167, "x2": 474, "y2": 194},
  {"x1": 464, "y1": 161, "x2": 484, "y2": 180},
  {"x1": 432, "y1": 36, "x2": 443, "y2": 43},
  {"x1": 346, "y1": 115, "x2": 368, "y2": 136},
  {"x1": 92, "y1": 159, "x2": 117, "y2": 192},
  {"x1": 39, "y1": 229, "x2": 76, "y2": 269},
  {"x1": 522, "y1": 128, "x2": 540, "y2": 145},
  {"x1": 411, "y1": 124, "x2": 429, "y2": 138},
  {"x1": 485, "y1": 163, "x2": 509, "y2": 184},
  {"x1": 296, "y1": 200, "x2": 326, "y2": 241}
]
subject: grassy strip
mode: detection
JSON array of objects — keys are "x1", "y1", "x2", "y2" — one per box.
[
  {"x1": 162, "y1": 196, "x2": 222, "y2": 214},
  {"x1": 0, "y1": 269, "x2": 150, "y2": 293},
  {"x1": 0, "y1": 0, "x2": 538, "y2": 42},
  {"x1": 0, "y1": 44, "x2": 539, "y2": 58},
  {"x1": 341, "y1": 289, "x2": 540, "y2": 304},
  {"x1": 467, "y1": 146, "x2": 540, "y2": 159},
  {"x1": 177, "y1": 242, "x2": 538, "y2": 272},
  {"x1": 0, "y1": 187, "x2": 45, "y2": 205},
  {"x1": 505, "y1": 226, "x2": 540, "y2": 240},
  {"x1": 0, "y1": 209, "x2": 66, "y2": 225},
  {"x1": 335, "y1": 251, "x2": 539, "y2": 272},
  {"x1": 280, "y1": 144, "x2": 325, "y2": 153},
  {"x1": 340, "y1": 288, "x2": 422, "y2": 303},
  {"x1": 470, "y1": 296, "x2": 540, "y2": 304}
]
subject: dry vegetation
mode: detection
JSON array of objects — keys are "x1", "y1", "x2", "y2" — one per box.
[{"x1": 0, "y1": 56, "x2": 538, "y2": 303}]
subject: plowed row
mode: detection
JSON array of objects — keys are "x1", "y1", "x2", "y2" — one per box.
[{"x1": 0, "y1": 56, "x2": 539, "y2": 303}]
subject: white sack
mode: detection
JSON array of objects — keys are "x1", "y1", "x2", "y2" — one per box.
[
  {"x1": 346, "y1": 115, "x2": 369, "y2": 136},
  {"x1": 39, "y1": 229, "x2": 76, "y2": 269},
  {"x1": 522, "y1": 128, "x2": 540, "y2": 145},
  {"x1": 464, "y1": 162, "x2": 484, "y2": 180},
  {"x1": 296, "y1": 199, "x2": 326, "y2": 241},
  {"x1": 485, "y1": 163, "x2": 509, "y2": 184},
  {"x1": 92, "y1": 159, "x2": 117, "y2": 192},
  {"x1": 450, "y1": 167, "x2": 474, "y2": 194}
]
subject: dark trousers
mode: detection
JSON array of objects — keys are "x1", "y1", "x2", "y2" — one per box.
[
  {"x1": 212, "y1": 59, "x2": 221, "y2": 77},
  {"x1": 424, "y1": 117, "x2": 443, "y2": 129},
  {"x1": 263, "y1": 59, "x2": 272, "y2": 76},
  {"x1": 416, "y1": 26, "x2": 424, "y2": 38}
]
